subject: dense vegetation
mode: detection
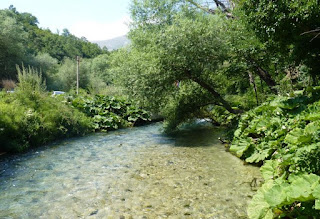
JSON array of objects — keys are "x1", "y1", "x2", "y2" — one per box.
[
  {"x1": 231, "y1": 88, "x2": 320, "y2": 218},
  {"x1": 0, "y1": 67, "x2": 92, "y2": 152},
  {"x1": 1, "y1": 0, "x2": 320, "y2": 218},
  {"x1": 71, "y1": 94, "x2": 150, "y2": 131},
  {"x1": 0, "y1": 5, "x2": 151, "y2": 153},
  {"x1": 0, "y1": 67, "x2": 150, "y2": 152}
]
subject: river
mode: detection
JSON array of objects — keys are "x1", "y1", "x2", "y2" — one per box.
[{"x1": 0, "y1": 122, "x2": 260, "y2": 218}]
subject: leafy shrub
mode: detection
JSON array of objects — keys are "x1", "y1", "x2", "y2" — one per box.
[
  {"x1": 0, "y1": 91, "x2": 92, "y2": 152},
  {"x1": 71, "y1": 94, "x2": 151, "y2": 132},
  {"x1": 0, "y1": 67, "x2": 92, "y2": 152},
  {"x1": 230, "y1": 87, "x2": 320, "y2": 218},
  {"x1": 0, "y1": 66, "x2": 150, "y2": 153},
  {"x1": 16, "y1": 65, "x2": 46, "y2": 93}
]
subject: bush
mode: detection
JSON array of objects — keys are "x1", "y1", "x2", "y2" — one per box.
[
  {"x1": 0, "y1": 67, "x2": 92, "y2": 152},
  {"x1": 71, "y1": 94, "x2": 151, "y2": 132},
  {"x1": 0, "y1": 66, "x2": 151, "y2": 153}
]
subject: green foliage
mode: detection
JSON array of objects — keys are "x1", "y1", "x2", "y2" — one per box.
[
  {"x1": 28, "y1": 53, "x2": 59, "y2": 90},
  {"x1": 71, "y1": 94, "x2": 151, "y2": 132},
  {"x1": 238, "y1": 0, "x2": 320, "y2": 81},
  {"x1": 162, "y1": 82, "x2": 212, "y2": 132},
  {"x1": 111, "y1": 11, "x2": 242, "y2": 130},
  {"x1": 130, "y1": 0, "x2": 192, "y2": 30},
  {"x1": 37, "y1": 30, "x2": 103, "y2": 61},
  {"x1": 231, "y1": 88, "x2": 320, "y2": 218},
  {"x1": 90, "y1": 54, "x2": 111, "y2": 84},
  {"x1": 0, "y1": 9, "x2": 27, "y2": 79},
  {"x1": 0, "y1": 69, "x2": 92, "y2": 152},
  {"x1": 247, "y1": 173, "x2": 320, "y2": 219},
  {"x1": 16, "y1": 65, "x2": 46, "y2": 93},
  {"x1": 53, "y1": 56, "x2": 112, "y2": 94},
  {"x1": 54, "y1": 58, "x2": 90, "y2": 91},
  {"x1": 0, "y1": 6, "x2": 105, "y2": 86},
  {"x1": 0, "y1": 66, "x2": 150, "y2": 153}
]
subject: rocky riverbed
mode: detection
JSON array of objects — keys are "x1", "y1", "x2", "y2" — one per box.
[{"x1": 0, "y1": 122, "x2": 260, "y2": 218}]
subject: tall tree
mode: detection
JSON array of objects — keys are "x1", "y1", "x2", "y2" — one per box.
[
  {"x1": 239, "y1": 0, "x2": 320, "y2": 83},
  {"x1": 111, "y1": 9, "x2": 243, "y2": 131},
  {"x1": 0, "y1": 10, "x2": 27, "y2": 79}
]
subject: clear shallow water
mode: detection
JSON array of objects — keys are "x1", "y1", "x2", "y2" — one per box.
[{"x1": 0, "y1": 123, "x2": 260, "y2": 218}]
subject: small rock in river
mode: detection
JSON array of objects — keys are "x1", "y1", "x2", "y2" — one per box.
[
  {"x1": 140, "y1": 173, "x2": 147, "y2": 178},
  {"x1": 89, "y1": 210, "x2": 98, "y2": 216},
  {"x1": 167, "y1": 160, "x2": 174, "y2": 165}
]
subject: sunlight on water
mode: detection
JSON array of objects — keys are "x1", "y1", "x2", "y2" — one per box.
[{"x1": 0, "y1": 123, "x2": 260, "y2": 218}]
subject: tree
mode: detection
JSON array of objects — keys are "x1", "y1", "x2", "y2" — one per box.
[
  {"x1": 223, "y1": 16, "x2": 279, "y2": 94},
  {"x1": 151, "y1": 14, "x2": 239, "y2": 113},
  {"x1": 29, "y1": 53, "x2": 59, "y2": 90},
  {"x1": 90, "y1": 54, "x2": 111, "y2": 84},
  {"x1": 111, "y1": 11, "x2": 244, "y2": 130},
  {"x1": 182, "y1": 0, "x2": 279, "y2": 94},
  {"x1": 54, "y1": 58, "x2": 90, "y2": 91},
  {"x1": 0, "y1": 10, "x2": 27, "y2": 80},
  {"x1": 238, "y1": 0, "x2": 320, "y2": 83}
]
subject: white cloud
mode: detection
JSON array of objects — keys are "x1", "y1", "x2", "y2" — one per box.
[{"x1": 70, "y1": 16, "x2": 131, "y2": 41}]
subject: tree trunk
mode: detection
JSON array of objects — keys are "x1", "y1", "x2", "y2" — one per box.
[
  {"x1": 189, "y1": 75, "x2": 242, "y2": 114},
  {"x1": 248, "y1": 72, "x2": 259, "y2": 106},
  {"x1": 247, "y1": 58, "x2": 278, "y2": 94},
  {"x1": 255, "y1": 66, "x2": 278, "y2": 94},
  {"x1": 260, "y1": 77, "x2": 264, "y2": 93}
]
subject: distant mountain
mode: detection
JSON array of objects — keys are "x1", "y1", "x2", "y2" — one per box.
[{"x1": 93, "y1": 35, "x2": 130, "y2": 51}]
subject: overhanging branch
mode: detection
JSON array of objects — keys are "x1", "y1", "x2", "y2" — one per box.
[
  {"x1": 186, "y1": 0, "x2": 235, "y2": 19},
  {"x1": 301, "y1": 28, "x2": 320, "y2": 42}
]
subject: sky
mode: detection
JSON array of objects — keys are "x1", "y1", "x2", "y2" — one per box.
[{"x1": 0, "y1": 0, "x2": 132, "y2": 41}]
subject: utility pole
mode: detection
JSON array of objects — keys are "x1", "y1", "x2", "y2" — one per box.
[{"x1": 76, "y1": 56, "x2": 80, "y2": 95}]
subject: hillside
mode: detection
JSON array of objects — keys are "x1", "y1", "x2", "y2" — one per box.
[{"x1": 93, "y1": 35, "x2": 130, "y2": 51}]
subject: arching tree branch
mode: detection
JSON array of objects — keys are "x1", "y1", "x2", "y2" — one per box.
[{"x1": 186, "y1": 0, "x2": 235, "y2": 18}]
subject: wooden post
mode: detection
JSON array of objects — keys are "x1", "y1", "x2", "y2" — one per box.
[{"x1": 76, "y1": 56, "x2": 80, "y2": 95}]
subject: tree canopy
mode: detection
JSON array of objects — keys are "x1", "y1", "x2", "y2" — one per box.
[{"x1": 109, "y1": 0, "x2": 320, "y2": 130}]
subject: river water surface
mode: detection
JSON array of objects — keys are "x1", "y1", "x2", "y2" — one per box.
[{"x1": 0, "y1": 123, "x2": 260, "y2": 218}]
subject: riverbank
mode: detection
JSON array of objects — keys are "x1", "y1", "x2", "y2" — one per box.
[
  {"x1": 0, "y1": 88, "x2": 151, "y2": 153},
  {"x1": 230, "y1": 88, "x2": 320, "y2": 218}
]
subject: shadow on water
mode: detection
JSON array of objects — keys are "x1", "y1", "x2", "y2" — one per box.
[{"x1": 165, "y1": 121, "x2": 222, "y2": 147}]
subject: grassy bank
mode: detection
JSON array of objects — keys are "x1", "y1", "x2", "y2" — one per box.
[{"x1": 0, "y1": 67, "x2": 150, "y2": 153}]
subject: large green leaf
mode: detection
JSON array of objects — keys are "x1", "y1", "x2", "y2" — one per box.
[
  {"x1": 260, "y1": 160, "x2": 280, "y2": 181},
  {"x1": 230, "y1": 138, "x2": 252, "y2": 157},
  {"x1": 247, "y1": 180, "x2": 274, "y2": 219},
  {"x1": 264, "y1": 184, "x2": 288, "y2": 207},
  {"x1": 304, "y1": 113, "x2": 320, "y2": 122},
  {"x1": 286, "y1": 174, "x2": 320, "y2": 203},
  {"x1": 246, "y1": 148, "x2": 272, "y2": 163},
  {"x1": 284, "y1": 128, "x2": 312, "y2": 145}
]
